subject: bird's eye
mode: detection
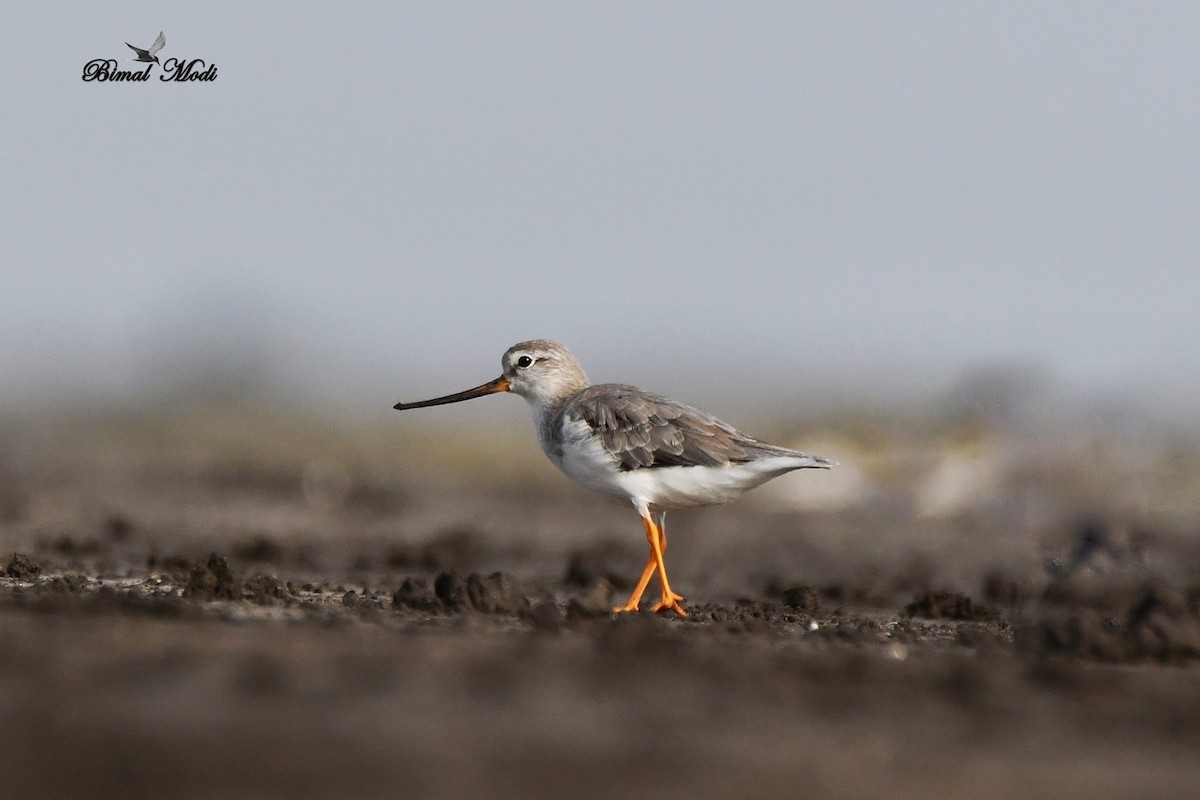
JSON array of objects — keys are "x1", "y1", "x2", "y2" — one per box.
[{"x1": 516, "y1": 355, "x2": 533, "y2": 368}]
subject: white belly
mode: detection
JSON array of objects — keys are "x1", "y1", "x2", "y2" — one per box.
[{"x1": 612, "y1": 458, "x2": 807, "y2": 509}]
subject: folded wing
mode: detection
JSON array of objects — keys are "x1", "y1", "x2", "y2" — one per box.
[{"x1": 566, "y1": 384, "x2": 767, "y2": 471}]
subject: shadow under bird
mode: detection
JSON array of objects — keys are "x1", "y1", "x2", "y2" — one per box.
[
  {"x1": 126, "y1": 31, "x2": 166, "y2": 63},
  {"x1": 393, "y1": 339, "x2": 834, "y2": 616}
]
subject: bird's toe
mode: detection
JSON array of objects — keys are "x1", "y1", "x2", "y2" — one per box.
[{"x1": 651, "y1": 597, "x2": 689, "y2": 617}]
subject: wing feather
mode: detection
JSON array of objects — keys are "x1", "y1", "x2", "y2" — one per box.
[
  {"x1": 564, "y1": 384, "x2": 762, "y2": 472},
  {"x1": 148, "y1": 31, "x2": 166, "y2": 56}
]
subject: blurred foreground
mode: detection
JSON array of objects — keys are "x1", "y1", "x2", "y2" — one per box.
[{"x1": 2, "y1": 395, "x2": 1200, "y2": 799}]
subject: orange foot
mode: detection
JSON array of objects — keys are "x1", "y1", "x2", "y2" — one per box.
[
  {"x1": 614, "y1": 590, "x2": 687, "y2": 615},
  {"x1": 651, "y1": 593, "x2": 688, "y2": 616}
]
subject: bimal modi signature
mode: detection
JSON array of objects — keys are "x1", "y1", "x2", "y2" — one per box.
[{"x1": 82, "y1": 31, "x2": 218, "y2": 83}]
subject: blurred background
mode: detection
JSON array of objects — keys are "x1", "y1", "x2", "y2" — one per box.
[{"x1": 2, "y1": 2, "x2": 1199, "y2": 526}]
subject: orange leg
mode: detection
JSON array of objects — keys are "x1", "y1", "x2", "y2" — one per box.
[
  {"x1": 645, "y1": 513, "x2": 686, "y2": 616},
  {"x1": 612, "y1": 511, "x2": 687, "y2": 616},
  {"x1": 652, "y1": 513, "x2": 685, "y2": 608},
  {"x1": 612, "y1": 553, "x2": 658, "y2": 613}
]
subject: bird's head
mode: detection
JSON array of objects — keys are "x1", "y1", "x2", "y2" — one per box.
[
  {"x1": 500, "y1": 340, "x2": 589, "y2": 406},
  {"x1": 392, "y1": 339, "x2": 588, "y2": 412}
]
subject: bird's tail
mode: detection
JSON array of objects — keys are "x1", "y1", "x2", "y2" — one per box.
[
  {"x1": 750, "y1": 442, "x2": 836, "y2": 468},
  {"x1": 792, "y1": 453, "x2": 836, "y2": 469}
]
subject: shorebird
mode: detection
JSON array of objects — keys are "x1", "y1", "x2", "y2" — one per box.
[
  {"x1": 393, "y1": 340, "x2": 834, "y2": 616},
  {"x1": 126, "y1": 31, "x2": 166, "y2": 63}
]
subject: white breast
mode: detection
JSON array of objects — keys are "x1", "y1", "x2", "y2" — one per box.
[{"x1": 542, "y1": 416, "x2": 630, "y2": 498}]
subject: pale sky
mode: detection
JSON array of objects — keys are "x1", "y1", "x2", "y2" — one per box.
[{"x1": 3, "y1": 3, "x2": 1198, "y2": 418}]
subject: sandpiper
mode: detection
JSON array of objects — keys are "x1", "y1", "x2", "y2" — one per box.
[{"x1": 393, "y1": 340, "x2": 834, "y2": 616}]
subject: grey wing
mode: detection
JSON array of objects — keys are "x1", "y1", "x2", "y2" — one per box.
[
  {"x1": 148, "y1": 31, "x2": 166, "y2": 56},
  {"x1": 125, "y1": 42, "x2": 148, "y2": 56},
  {"x1": 568, "y1": 385, "x2": 757, "y2": 471}
]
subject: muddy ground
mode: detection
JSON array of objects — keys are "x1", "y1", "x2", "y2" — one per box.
[{"x1": 3, "y1": 419, "x2": 1200, "y2": 799}]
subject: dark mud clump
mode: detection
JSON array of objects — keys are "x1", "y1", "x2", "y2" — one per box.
[
  {"x1": 243, "y1": 573, "x2": 293, "y2": 606},
  {"x1": 395, "y1": 570, "x2": 530, "y2": 614},
  {"x1": 778, "y1": 585, "x2": 821, "y2": 612},
  {"x1": 48, "y1": 574, "x2": 91, "y2": 594},
  {"x1": 5, "y1": 553, "x2": 42, "y2": 580},
  {"x1": 466, "y1": 572, "x2": 529, "y2": 614},
  {"x1": 392, "y1": 577, "x2": 438, "y2": 611},
  {"x1": 433, "y1": 570, "x2": 469, "y2": 608},
  {"x1": 1022, "y1": 579, "x2": 1200, "y2": 665},
  {"x1": 565, "y1": 580, "x2": 615, "y2": 618},
  {"x1": 903, "y1": 590, "x2": 1001, "y2": 621},
  {"x1": 769, "y1": 583, "x2": 876, "y2": 614},
  {"x1": 184, "y1": 553, "x2": 239, "y2": 600}
]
